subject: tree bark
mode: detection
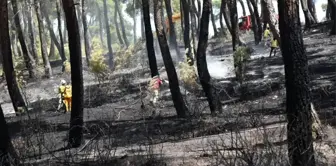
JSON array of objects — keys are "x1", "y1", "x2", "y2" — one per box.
[
  {"x1": 307, "y1": 0, "x2": 318, "y2": 22},
  {"x1": 141, "y1": 8, "x2": 145, "y2": 39},
  {"x1": 82, "y1": 0, "x2": 91, "y2": 66},
  {"x1": 56, "y1": 0, "x2": 66, "y2": 63},
  {"x1": 62, "y1": 0, "x2": 84, "y2": 148},
  {"x1": 115, "y1": 0, "x2": 130, "y2": 48},
  {"x1": 142, "y1": 0, "x2": 159, "y2": 77},
  {"x1": 249, "y1": 0, "x2": 263, "y2": 43},
  {"x1": 11, "y1": 0, "x2": 36, "y2": 78},
  {"x1": 247, "y1": 0, "x2": 260, "y2": 44},
  {"x1": 301, "y1": 0, "x2": 317, "y2": 28},
  {"x1": 114, "y1": 8, "x2": 125, "y2": 46},
  {"x1": 181, "y1": 0, "x2": 194, "y2": 64},
  {"x1": 35, "y1": 0, "x2": 52, "y2": 78},
  {"x1": 197, "y1": 0, "x2": 222, "y2": 115},
  {"x1": 261, "y1": 0, "x2": 281, "y2": 44},
  {"x1": 153, "y1": 0, "x2": 188, "y2": 118},
  {"x1": 49, "y1": 38, "x2": 55, "y2": 58},
  {"x1": 221, "y1": 0, "x2": 232, "y2": 32},
  {"x1": 0, "y1": 0, "x2": 27, "y2": 115},
  {"x1": 219, "y1": 5, "x2": 228, "y2": 37},
  {"x1": 103, "y1": 0, "x2": 114, "y2": 69},
  {"x1": 164, "y1": 0, "x2": 182, "y2": 60},
  {"x1": 25, "y1": 0, "x2": 39, "y2": 63},
  {"x1": 329, "y1": 0, "x2": 336, "y2": 35},
  {"x1": 238, "y1": 0, "x2": 246, "y2": 16},
  {"x1": 278, "y1": 0, "x2": 316, "y2": 165},
  {"x1": 228, "y1": 0, "x2": 239, "y2": 51}
]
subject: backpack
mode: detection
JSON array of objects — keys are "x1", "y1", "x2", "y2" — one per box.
[{"x1": 63, "y1": 85, "x2": 72, "y2": 98}]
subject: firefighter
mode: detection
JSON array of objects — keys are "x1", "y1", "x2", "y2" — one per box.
[
  {"x1": 269, "y1": 37, "x2": 279, "y2": 57},
  {"x1": 57, "y1": 80, "x2": 72, "y2": 113},
  {"x1": 263, "y1": 27, "x2": 271, "y2": 47},
  {"x1": 148, "y1": 75, "x2": 163, "y2": 106}
]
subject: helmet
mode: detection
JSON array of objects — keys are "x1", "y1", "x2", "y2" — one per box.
[{"x1": 61, "y1": 79, "x2": 66, "y2": 85}]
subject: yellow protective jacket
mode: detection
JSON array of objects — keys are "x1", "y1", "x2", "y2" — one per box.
[
  {"x1": 59, "y1": 85, "x2": 66, "y2": 98},
  {"x1": 264, "y1": 29, "x2": 271, "y2": 38},
  {"x1": 271, "y1": 39, "x2": 279, "y2": 48},
  {"x1": 59, "y1": 85, "x2": 72, "y2": 98}
]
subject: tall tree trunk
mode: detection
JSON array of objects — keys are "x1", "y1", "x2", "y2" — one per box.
[
  {"x1": 142, "y1": 0, "x2": 159, "y2": 77},
  {"x1": 247, "y1": 0, "x2": 260, "y2": 44},
  {"x1": 164, "y1": 0, "x2": 182, "y2": 60},
  {"x1": 103, "y1": 0, "x2": 114, "y2": 68},
  {"x1": 238, "y1": 0, "x2": 246, "y2": 16},
  {"x1": 63, "y1": 13, "x2": 68, "y2": 43},
  {"x1": 96, "y1": 2, "x2": 105, "y2": 48},
  {"x1": 301, "y1": 0, "x2": 317, "y2": 28},
  {"x1": 181, "y1": 0, "x2": 193, "y2": 64},
  {"x1": 76, "y1": 0, "x2": 83, "y2": 41},
  {"x1": 219, "y1": 5, "x2": 227, "y2": 37},
  {"x1": 42, "y1": 4, "x2": 66, "y2": 62},
  {"x1": 197, "y1": 0, "x2": 222, "y2": 115},
  {"x1": 115, "y1": 0, "x2": 130, "y2": 48},
  {"x1": 261, "y1": 0, "x2": 281, "y2": 44},
  {"x1": 11, "y1": 0, "x2": 36, "y2": 78},
  {"x1": 221, "y1": 0, "x2": 232, "y2": 32},
  {"x1": 133, "y1": 0, "x2": 137, "y2": 44},
  {"x1": 0, "y1": 0, "x2": 27, "y2": 115},
  {"x1": 62, "y1": 0, "x2": 84, "y2": 148},
  {"x1": 228, "y1": 0, "x2": 239, "y2": 51},
  {"x1": 278, "y1": 0, "x2": 316, "y2": 165},
  {"x1": 249, "y1": 0, "x2": 263, "y2": 43},
  {"x1": 82, "y1": 0, "x2": 91, "y2": 66},
  {"x1": 35, "y1": 0, "x2": 52, "y2": 78},
  {"x1": 210, "y1": 6, "x2": 218, "y2": 37},
  {"x1": 49, "y1": 38, "x2": 55, "y2": 58},
  {"x1": 25, "y1": 0, "x2": 39, "y2": 63},
  {"x1": 0, "y1": 105, "x2": 11, "y2": 165},
  {"x1": 56, "y1": 0, "x2": 66, "y2": 63},
  {"x1": 307, "y1": 0, "x2": 318, "y2": 22},
  {"x1": 114, "y1": 9, "x2": 125, "y2": 46},
  {"x1": 180, "y1": 0, "x2": 185, "y2": 33},
  {"x1": 329, "y1": 0, "x2": 336, "y2": 35},
  {"x1": 153, "y1": 0, "x2": 188, "y2": 118},
  {"x1": 140, "y1": 8, "x2": 145, "y2": 40}
]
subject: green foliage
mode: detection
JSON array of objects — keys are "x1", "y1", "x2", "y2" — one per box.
[
  {"x1": 233, "y1": 46, "x2": 252, "y2": 84},
  {"x1": 178, "y1": 60, "x2": 198, "y2": 89},
  {"x1": 114, "y1": 45, "x2": 136, "y2": 70},
  {"x1": 90, "y1": 37, "x2": 109, "y2": 83}
]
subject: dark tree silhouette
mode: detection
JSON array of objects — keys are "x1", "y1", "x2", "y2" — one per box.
[
  {"x1": 96, "y1": 2, "x2": 105, "y2": 48},
  {"x1": 25, "y1": 0, "x2": 39, "y2": 63},
  {"x1": 228, "y1": 0, "x2": 238, "y2": 51},
  {"x1": 62, "y1": 0, "x2": 84, "y2": 148},
  {"x1": 35, "y1": 0, "x2": 52, "y2": 78},
  {"x1": 247, "y1": 0, "x2": 260, "y2": 44},
  {"x1": 0, "y1": 0, "x2": 27, "y2": 115},
  {"x1": 82, "y1": 0, "x2": 91, "y2": 66},
  {"x1": 249, "y1": 0, "x2": 263, "y2": 43},
  {"x1": 153, "y1": 0, "x2": 188, "y2": 118},
  {"x1": 115, "y1": 1, "x2": 129, "y2": 48},
  {"x1": 142, "y1": 0, "x2": 159, "y2": 77},
  {"x1": 103, "y1": 0, "x2": 114, "y2": 68},
  {"x1": 197, "y1": 0, "x2": 222, "y2": 115},
  {"x1": 56, "y1": 0, "x2": 67, "y2": 64},
  {"x1": 181, "y1": 0, "x2": 194, "y2": 65},
  {"x1": 11, "y1": 0, "x2": 36, "y2": 78},
  {"x1": 114, "y1": 6, "x2": 125, "y2": 46},
  {"x1": 278, "y1": 0, "x2": 316, "y2": 165},
  {"x1": 329, "y1": 0, "x2": 336, "y2": 35}
]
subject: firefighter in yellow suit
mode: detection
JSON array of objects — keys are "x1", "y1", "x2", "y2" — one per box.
[
  {"x1": 57, "y1": 80, "x2": 72, "y2": 113},
  {"x1": 269, "y1": 37, "x2": 279, "y2": 57}
]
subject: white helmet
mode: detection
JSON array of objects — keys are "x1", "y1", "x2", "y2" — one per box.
[{"x1": 61, "y1": 79, "x2": 66, "y2": 85}]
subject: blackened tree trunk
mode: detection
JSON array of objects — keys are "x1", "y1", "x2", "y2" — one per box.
[
  {"x1": 103, "y1": 0, "x2": 114, "y2": 68},
  {"x1": 49, "y1": 39, "x2": 55, "y2": 57},
  {"x1": 0, "y1": 105, "x2": 11, "y2": 165},
  {"x1": 278, "y1": 0, "x2": 316, "y2": 165},
  {"x1": 238, "y1": 0, "x2": 246, "y2": 16},
  {"x1": 261, "y1": 0, "x2": 281, "y2": 43},
  {"x1": 197, "y1": 0, "x2": 222, "y2": 115},
  {"x1": 115, "y1": 0, "x2": 129, "y2": 47},
  {"x1": 62, "y1": 0, "x2": 84, "y2": 148},
  {"x1": 42, "y1": 4, "x2": 66, "y2": 62},
  {"x1": 181, "y1": 0, "x2": 193, "y2": 64},
  {"x1": 11, "y1": 0, "x2": 36, "y2": 78},
  {"x1": 164, "y1": 0, "x2": 182, "y2": 60},
  {"x1": 307, "y1": 0, "x2": 318, "y2": 22},
  {"x1": 26, "y1": 0, "x2": 39, "y2": 63},
  {"x1": 82, "y1": 0, "x2": 91, "y2": 66},
  {"x1": 247, "y1": 0, "x2": 260, "y2": 44},
  {"x1": 221, "y1": 0, "x2": 232, "y2": 32},
  {"x1": 0, "y1": 0, "x2": 27, "y2": 115},
  {"x1": 301, "y1": 0, "x2": 317, "y2": 29},
  {"x1": 219, "y1": 6, "x2": 227, "y2": 37},
  {"x1": 153, "y1": 0, "x2": 188, "y2": 118},
  {"x1": 76, "y1": 0, "x2": 83, "y2": 41},
  {"x1": 329, "y1": 0, "x2": 336, "y2": 35},
  {"x1": 142, "y1": 0, "x2": 159, "y2": 77},
  {"x1": 228, "y1": 0, "x2": 238, "y2": 51},
  {"x1": 114, "y1": 8, "x2": 125, "y2": 46},
  {"x1": 96, "y1": 2, "x2": 105, "y2": 48},
  {"x1": 35, "y1": 0, "x2": 52, "y2": 78},
  {"x1": 210, "y1": 6, "x2": 218, "y2": 37},
  {"x1": 249, "y1": 0, "x2": 263, "y2": 43},
  {"x1": 56, "y1": 0, "x2": 66, "y2": 63}
]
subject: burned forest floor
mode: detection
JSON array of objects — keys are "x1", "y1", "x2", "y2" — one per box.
[{"x1": 1, "y1": 31, "x2": 336, "y2": 166}]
